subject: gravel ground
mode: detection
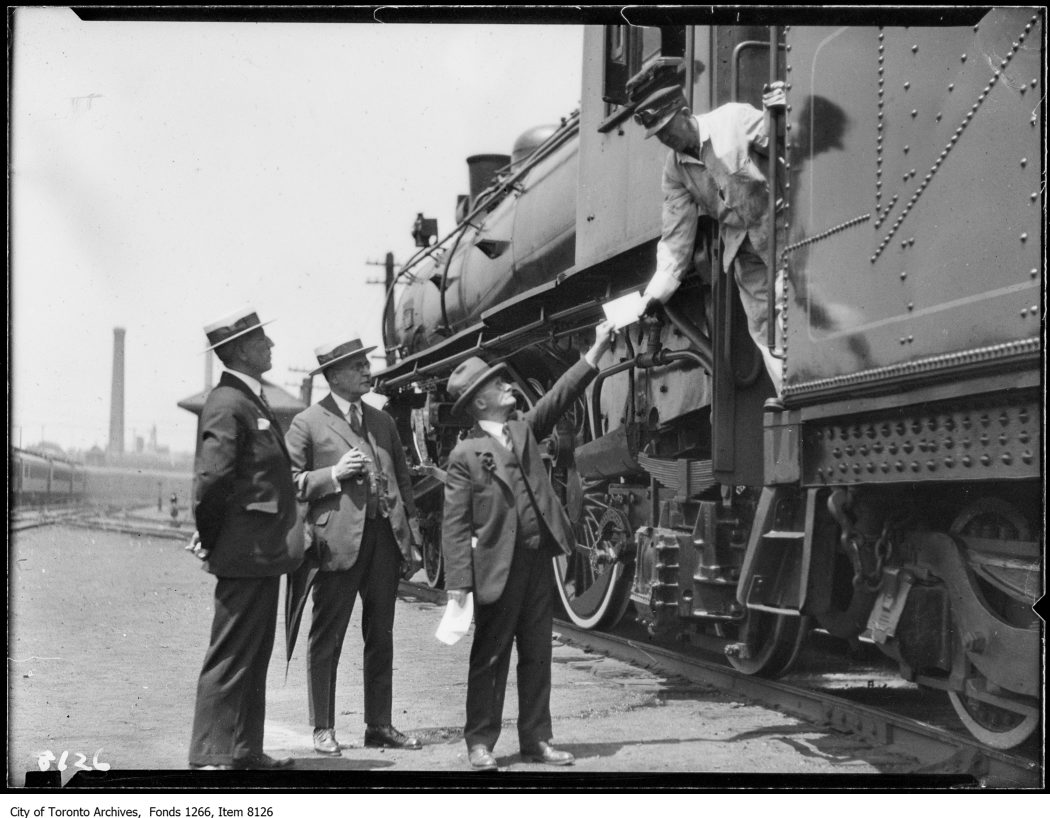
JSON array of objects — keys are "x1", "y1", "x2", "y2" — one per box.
[{"x1": 8, "y1": 520, "x2": 928, "y2": 789}]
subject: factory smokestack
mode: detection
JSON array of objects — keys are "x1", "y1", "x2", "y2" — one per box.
[{"x1": 109, "y1": 326, "x2": 126, "y2": 455}]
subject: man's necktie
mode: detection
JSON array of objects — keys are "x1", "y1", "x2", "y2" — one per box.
[{"x1": 348, "y1": 404, "x2": 378, "y2": 518}]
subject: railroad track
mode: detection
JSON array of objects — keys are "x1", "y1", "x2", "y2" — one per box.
[
  {"x1": 10, "y1": 506, "x2": 87, "y2": 532},
  {"x1": 397, "y1": 579, "x2": 1043, "y2": 789},
  {"x1": 11, "y1": 507, "x2": 193, "y2": 541}
]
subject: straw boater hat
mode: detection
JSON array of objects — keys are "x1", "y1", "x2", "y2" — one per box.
[
  {"x1": 631, "y1": 84, "x2": 690, "y2": 139},
  {"x1": 447, "y1": 356, "x2": 511, "y2": 418},
  {"x1": 203, "y1": 306, "x2": 274, "y2": 351},
  {"x1": 309, "y1": 337, "x2": 377, "y2": 376}
]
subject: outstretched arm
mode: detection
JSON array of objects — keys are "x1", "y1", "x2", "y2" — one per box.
[
  {"x1": 526, "y1": 321, "x2": 615, "y2": 440},
  {"x1": 644, "y1": 154, "x2": 699, "y2": 306}
]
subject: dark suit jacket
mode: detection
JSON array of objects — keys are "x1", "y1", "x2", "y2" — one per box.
[
  {"x1": 441, "y1": 358, "x2": 597, "y2": 605},
  {"x1": 285, "y1": 395, "x2": 418, "y2": 571},
  {"x1": 192, "y1": 371, "x2": 301, "y2": 578}
]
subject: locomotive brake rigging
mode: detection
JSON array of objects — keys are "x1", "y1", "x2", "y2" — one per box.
[{"x1": 372, "y1": 12, "x2": 1044, "y2": 751}]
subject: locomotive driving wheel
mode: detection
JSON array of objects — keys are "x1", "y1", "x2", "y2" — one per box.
[
  {"x1": 947, "y1": 686, "x2": 1040, "y2": 750},
  {"x1": 725, "y1": 611, "x2": 809, "y2": 677},
  {"x1": 553, "y1": 484, "x2": 634, "y2": 629},
  {"x1": 419, "y1": 507, "x2": 444, "y2": 589},
  {"x1": 519, "y1": 367, "x2": 635, "y2": 630},
  {"x1": 944, "y1": 496, "x2": 1041, "y2": 749}
]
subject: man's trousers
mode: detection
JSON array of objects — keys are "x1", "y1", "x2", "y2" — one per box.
[
  {"x1": 188, "y1": 575, "x2": 279, "y2": 766},
  {"x1": 464, "y1": 545, "x2": 554, "y2": 751},
  {"x1": 307, "y1": 517, "x2": 400, "y2": 729}
]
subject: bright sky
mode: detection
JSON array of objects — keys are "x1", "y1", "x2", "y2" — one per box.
[{"x1": 10, "y1": 8, "x2": 584, "y2": 454}]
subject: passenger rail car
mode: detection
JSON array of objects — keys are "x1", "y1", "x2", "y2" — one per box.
[
  {"x1": 10, "y1": 448, "x2": 87, "y2": 507},
  {"x1": 374, "y1": 11, "x2": 1044, "y2": 749}
]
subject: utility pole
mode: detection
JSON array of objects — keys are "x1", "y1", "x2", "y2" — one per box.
[
  {"x1": 288, "y1": 367, "x2": 317, "y2": 406},
  {"x1": 365, "y1": 252, "x2": 398, "y2": 368}
]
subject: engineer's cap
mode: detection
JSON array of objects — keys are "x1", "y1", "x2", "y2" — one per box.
[
  {"x1": 632, "y1": 85, "x2": 690, "y2": 139},
  {"x1": 203, "y1": 306, "x2": 273, "y2": 352},
  {"x1": 309, "y1": 337, "x2": 377, "y2": 376}
]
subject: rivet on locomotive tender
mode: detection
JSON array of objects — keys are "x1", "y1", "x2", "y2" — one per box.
[{"x1": 373, "y1": 12, "x2": 1044, "y2": 750}]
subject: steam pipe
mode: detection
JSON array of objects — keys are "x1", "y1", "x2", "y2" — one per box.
[
  {"x1": 661, "y1": 302, "x2": 714, "y2": 373},
  {"x1": 589, "y1": 349, "x2": 707, "y2": 440}
]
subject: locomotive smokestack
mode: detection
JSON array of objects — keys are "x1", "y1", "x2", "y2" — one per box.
[
  {"x1": 466, "y1": 154, "x2": 511, "y2": 207},
  {"x1": 108, "y1": 326, "x2": 126, "y2": 455}
]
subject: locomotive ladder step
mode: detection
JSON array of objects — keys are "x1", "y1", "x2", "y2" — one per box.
[
  {"x1": 692, "y1": 575, "x2": 736, "y2": 586},
  {"x1": 762, "y1": 530, "x2": 806, "y2": 542}
]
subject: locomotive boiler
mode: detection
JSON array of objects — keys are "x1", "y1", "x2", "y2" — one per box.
[{"x1": 375, "y1": 10, "x2": 1044, "y2": 750}]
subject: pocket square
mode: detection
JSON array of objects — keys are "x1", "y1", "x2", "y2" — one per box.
[{"x1": 257, "y1": 418, "x2": 271, "y2": 431}]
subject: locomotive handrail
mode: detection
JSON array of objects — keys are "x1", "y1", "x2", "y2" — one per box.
[{"x1": 766, "y1": 25, "x2": 779, "y2": 352}]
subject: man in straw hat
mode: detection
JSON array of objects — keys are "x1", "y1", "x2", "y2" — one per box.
[
  {"x1": 188, "y1": 306, "x2": 301, "y2": 771},
  {"x1": 630, "y1": 68, "x2": 787, "y2": 397},
  {"x1": 441, "y1": 320, "x2": 615, "y2": 771},
  {"x1": 284, "y1": 336, "x2": 423, "y2": 755}
]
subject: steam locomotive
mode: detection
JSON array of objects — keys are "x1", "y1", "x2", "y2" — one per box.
[{"x1": 374, "y1": 11, "x2": 1044, "y2": 750}]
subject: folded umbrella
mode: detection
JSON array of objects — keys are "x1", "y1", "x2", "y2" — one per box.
[{"x1": 284, "y1": 544, "x2": 320, "y2": 677}]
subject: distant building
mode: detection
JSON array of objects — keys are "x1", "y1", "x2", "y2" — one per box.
[
  {"x1": 27, "y1": 441, "x2": 67, "y2": 459},
  {"x1": 177, "y1": 379, "x2": 306, "y2": 451}
]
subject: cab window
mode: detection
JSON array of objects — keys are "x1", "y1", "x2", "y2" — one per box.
[{"x1": 602, "y1": 25, "x2": 686, "y2": 112}]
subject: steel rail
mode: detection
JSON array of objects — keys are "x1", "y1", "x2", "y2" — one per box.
[
  {"x1": 551, "y1": 621, "x2": 1042, "y2": 789},
  {"x1": 22, "y1": 513, "x2": 196, "y2": 542},
  {"x1": 396, "y1": 579, "x2": 1042, "y2": 789}
]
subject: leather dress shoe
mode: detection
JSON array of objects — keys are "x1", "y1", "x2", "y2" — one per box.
[
  {"x1": 232, "y1": 753, "x2": 294, "y2": 770},
  {"x1": 521, "y1": 741, "x2": 574, "y2": 766},
  {"x1": 313, "y1": 727, "x2": 342, "y2": 756},
  {"x1": 468, "y1": 745, "x2": 498, "y2": 772},
  {"x1": 364, "y1": 724, "x2": 422, "y2": 750},
  {"x1": 189, "y1": 764, "x2": 232, "y2": 771}
]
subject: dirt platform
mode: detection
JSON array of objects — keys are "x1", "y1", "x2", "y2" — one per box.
[{"x1": 8, "y1": 521, "x2": 924, "y2": 787}]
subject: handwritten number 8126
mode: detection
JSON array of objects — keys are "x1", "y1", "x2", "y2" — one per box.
[{"x1": 36, "y1": 749, "x2": 110, "y2": 772}]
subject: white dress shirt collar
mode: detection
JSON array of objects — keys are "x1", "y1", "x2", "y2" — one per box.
[
  {"x1": 478, "y1": 419, "x2": 512, "y2": 449},
  {"x1": 330, "y1": 392, "x2": 363, "y2": 418},
  {"x1": 226, "y1": 369, "x2": 263, "y2": 397}
]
